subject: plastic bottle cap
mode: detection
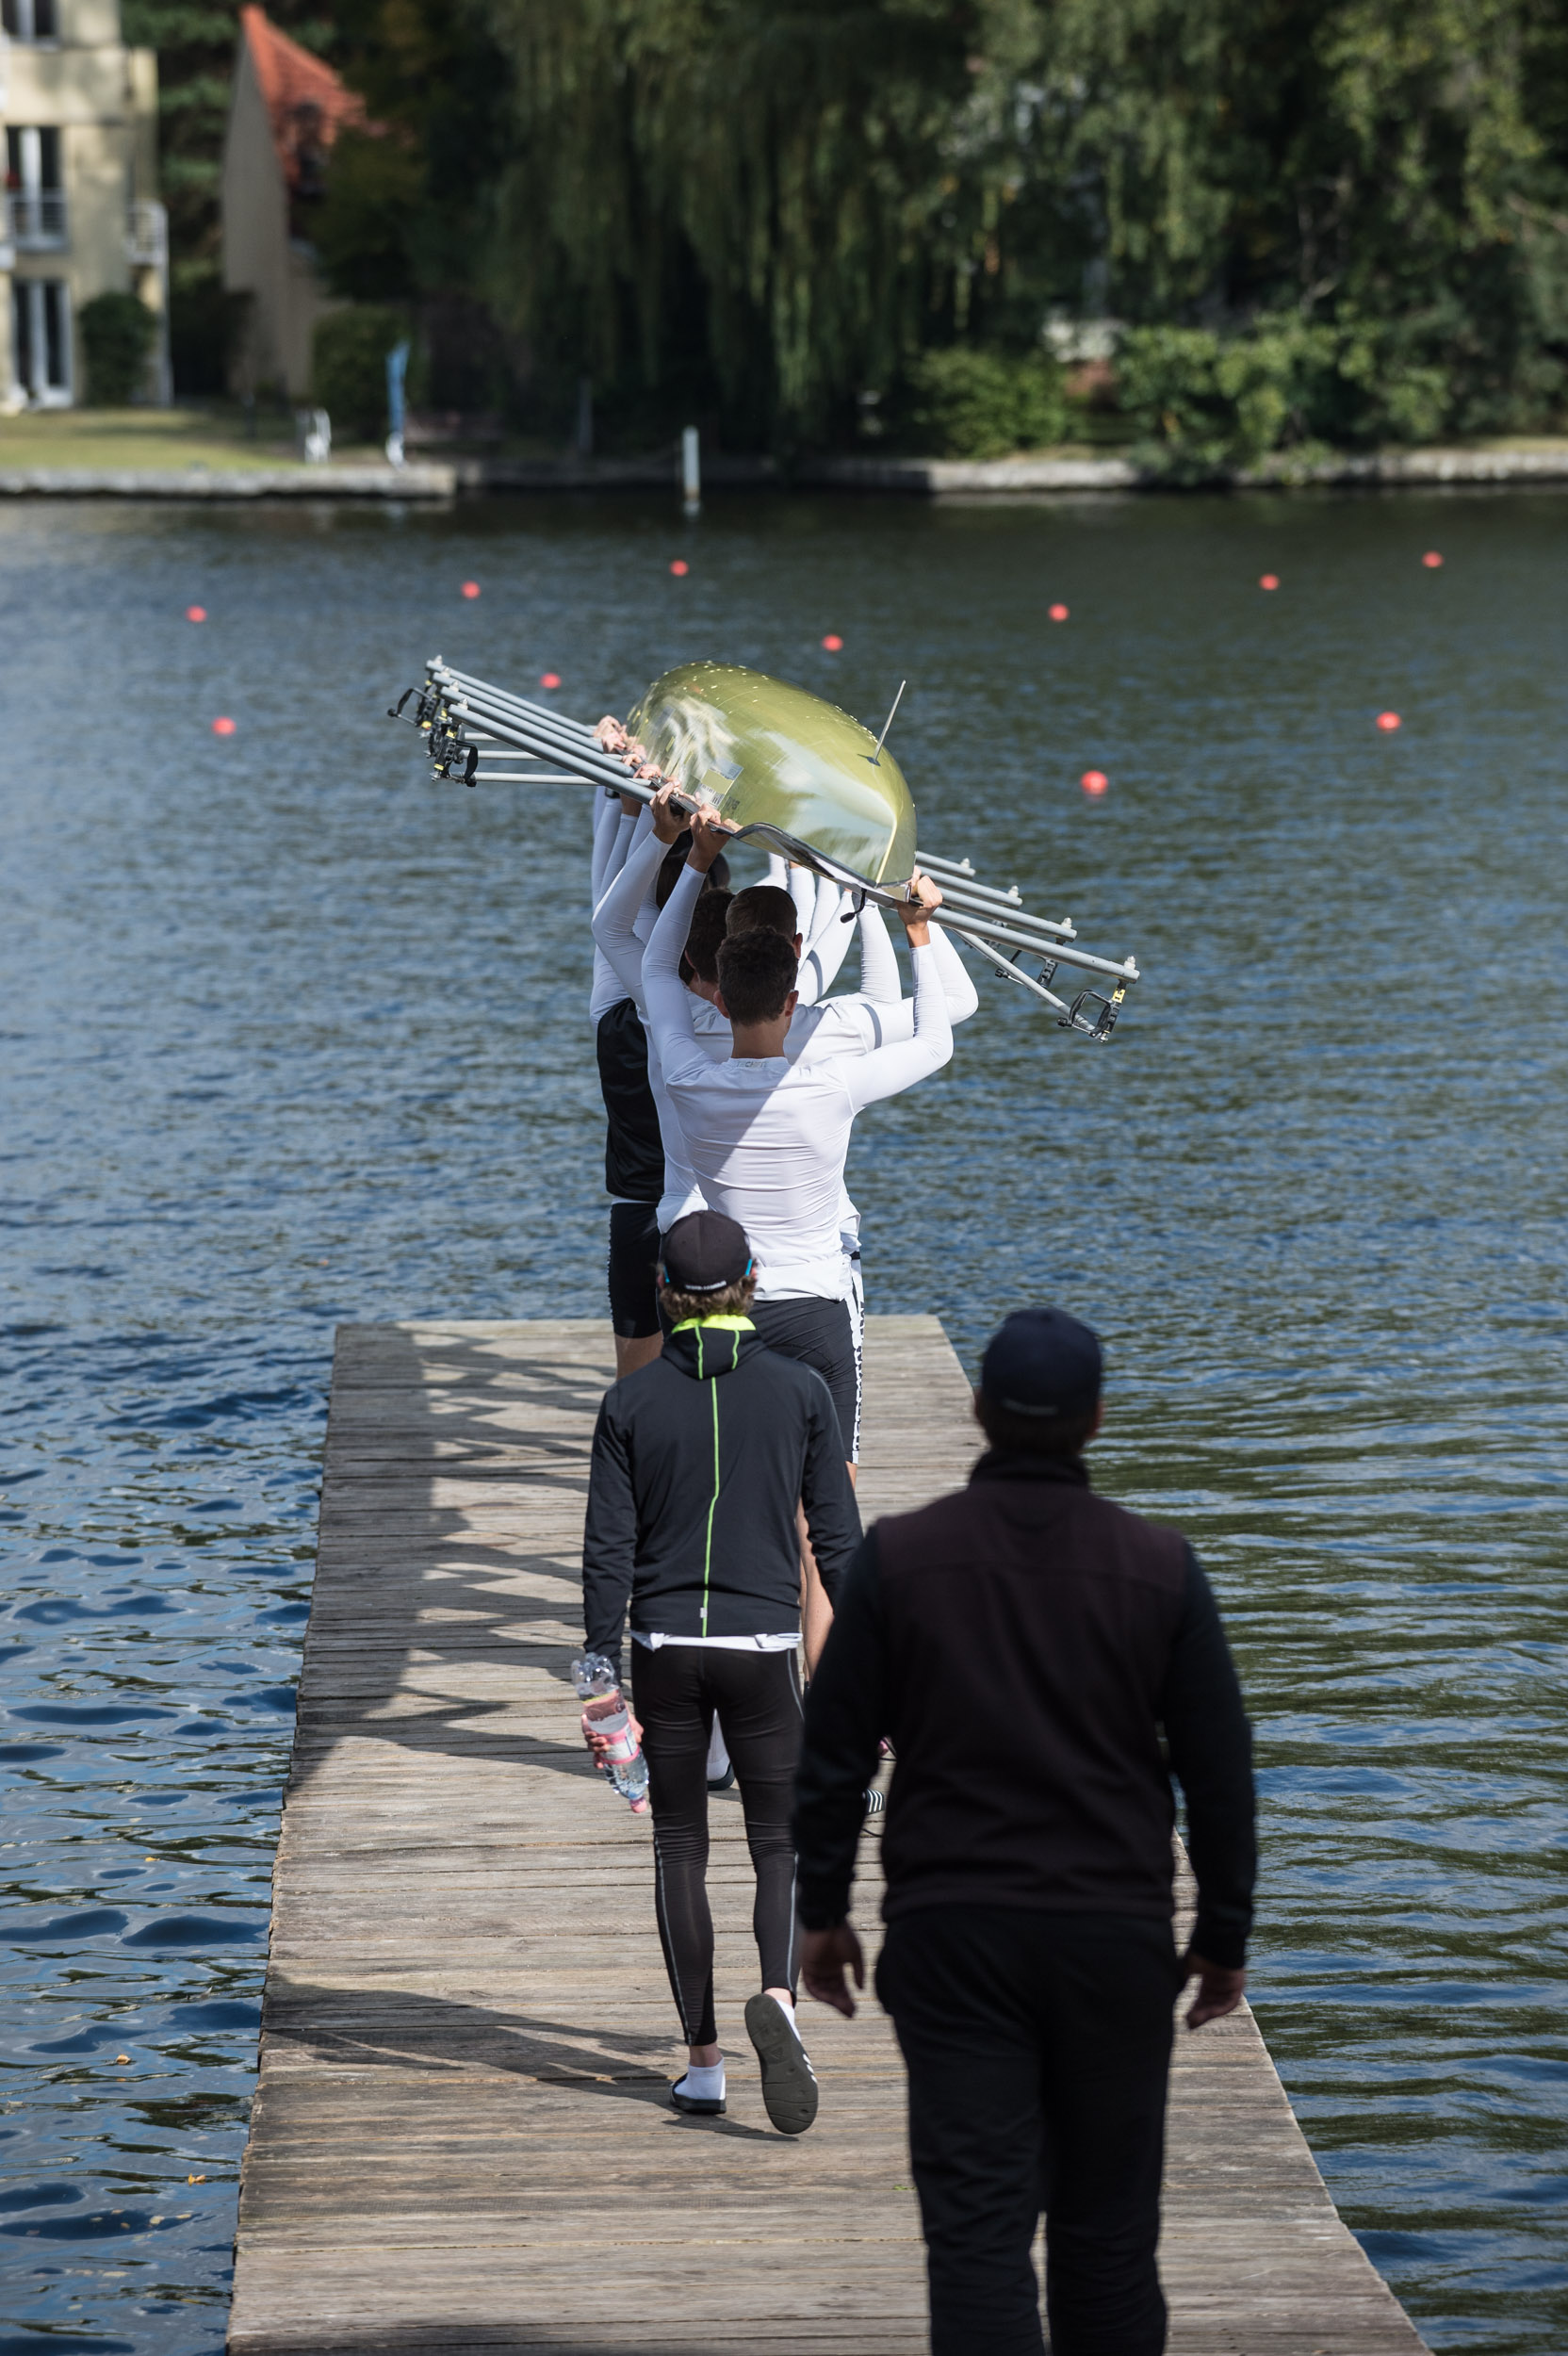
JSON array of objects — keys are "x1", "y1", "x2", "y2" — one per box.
[
  {"x1": 461, "y1": 581, "x2": 481, "y2": 599},
  {"x1": 1259, "y1": 574, "x2": 1280, "y2": 590},
  {"x1": 212, "y1": 716, "x2": 237, "y2": 736},
  {"x1": 1081, "y1": 769, "x2": 1108, "y2": 795},
  {"x1": 1375, "y1": 712, "x2": 1402, "y2": 731},
  {"x1": 822, "y1": 633, "x2": 843, "y2": 651},
  {"x1": 1422, "y1": 551, "x2": 1444, "y2": 568},
  {"x1": 1049, "y1": 603, "x2": 1070, "y2": 622},
  {"x1": 670, "y1": 560, "x2": 690, "y2": 576},
  {"x1": 540, "y1": 672, "x2": 562, "y2": 689},
  {"x1": 186, "y1": 605, "x2": 206, "y2": 623}
]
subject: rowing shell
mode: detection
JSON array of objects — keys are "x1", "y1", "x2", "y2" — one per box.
[{"x1": 626, "y1": 663, "x2": 916, "y2": 887}]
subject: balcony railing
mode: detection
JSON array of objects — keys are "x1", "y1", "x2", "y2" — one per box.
[
  {"x1": 126, "y1": 199, "x2": 168, "y2": 269},
  {"x1": 7, "y1": 189, "x2": 68, "y2": 250}
]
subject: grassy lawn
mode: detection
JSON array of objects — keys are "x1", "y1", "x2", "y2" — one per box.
[{"x1": 0, "y1": 405, "x2": 384, "y2": 471}]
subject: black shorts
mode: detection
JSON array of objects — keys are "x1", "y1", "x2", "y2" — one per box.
[
  {"x1": 749, "y1": 1295, "x2": 861, "y2": 1463},
  {"x1": 607, "y1": 1202, "x2": 662, "y2": 1339}
]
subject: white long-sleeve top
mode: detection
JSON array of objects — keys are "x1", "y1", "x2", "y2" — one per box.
[
  {"x1": 644, "y1": 862, "x2": 954, "y2": 1302},
  {"x1": 593, "y1": 824, "x2": 707, "y2": 1232},
  {"x1": 589, "y1": 792, "x2": 638, "y2": 1024}
]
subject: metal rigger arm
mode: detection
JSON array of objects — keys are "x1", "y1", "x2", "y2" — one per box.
[{"x1": 389, "y1": 660, "x2": 1140, "y2": 1040}]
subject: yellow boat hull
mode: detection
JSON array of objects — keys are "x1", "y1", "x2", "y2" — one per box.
[{"x1": 627, "y1": 662, "x2": 916, "y2": 886}]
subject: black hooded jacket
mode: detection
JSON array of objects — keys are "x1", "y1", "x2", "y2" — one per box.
[{"x1": 581, "y1": 1317, "x2": 860, "y2": 1660}]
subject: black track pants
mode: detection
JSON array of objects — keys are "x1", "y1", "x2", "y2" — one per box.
[
  {"x1": 875, "y1": 1906, "x2": 1180, "y2": 2356},
  {"x1": 632, "y1": 1644, "x2": 803, "y2": 2049}
]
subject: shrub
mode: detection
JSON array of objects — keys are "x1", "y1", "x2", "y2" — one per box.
[
  {"x1": 903, "y1": 348, "x2": 1070, "y2": 459},
  {"x1": 79, "y1": 292, "x2": 159, "y2": 405},
  {"x1": 1118, "y1": 313, "x2": 1456, "y2": 476},
  {"x1": 310, "y1": 305, "x2": 409, "y2": 441}
]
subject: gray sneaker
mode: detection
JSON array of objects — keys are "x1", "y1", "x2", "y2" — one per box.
[{"x1": 744, "y1": 1993, "x2": 819, "y2": 2135}]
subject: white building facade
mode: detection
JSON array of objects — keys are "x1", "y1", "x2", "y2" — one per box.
[{"x1": 1, "y1": 0, "x2": 167, "y2": 407}]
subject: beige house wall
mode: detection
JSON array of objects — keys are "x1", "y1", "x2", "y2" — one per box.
[
  {"x1": 0, "y1": 0, "x2": 166, "y2": 407},
  {"x1": 220, "y1": 41, "x2": 338, "y2": 401}
]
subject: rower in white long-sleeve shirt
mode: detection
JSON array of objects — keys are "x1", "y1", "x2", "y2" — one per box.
[{"x1": 641, "y1": 791, "x2": 954, "y2": 1481}]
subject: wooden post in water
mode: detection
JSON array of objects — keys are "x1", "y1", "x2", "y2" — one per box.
[{"x1": 228, "y1": 1316, "x2": 1430, "y2": 2355}]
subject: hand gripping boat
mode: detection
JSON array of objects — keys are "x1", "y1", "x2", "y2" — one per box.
[{"x1": 390, "y1": 656, "x2": 1139, "y2": 1039}]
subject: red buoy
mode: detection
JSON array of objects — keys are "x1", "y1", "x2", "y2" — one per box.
[
  {"x1": 1422, "y1": 551, "x2": 1444, "y2": 568},
  {"x1": 212, "y1": 716, "x2": 237, "y2": 737},
  {"x1": 822, "y1": 634, "x2": 843, "y2": 652},
  {"x1": 1375, "y1": 711, "x2": 1401, "y2": 731},
  {"x1": 540, "y1": 671, "x2": 562, "y2": 690},
  {"x1": 1048, "y1": 602, "x2": 1070, "y2": 622},
  {"x1": 186, "y1": 605, "x2": 207, "y2": 623},
  {"x1": 461, "y1": 581, "x2": 481, "y2": 599},
  {"x1": 1259, "y1": 574, "x2": 1280, "y2": 591},
  {"x1": 670, "y1": 560, "x2": 690, "y2": 577},
  {"x1": 1081, "y1": 769, "x2": 1108, "y2": 796}
]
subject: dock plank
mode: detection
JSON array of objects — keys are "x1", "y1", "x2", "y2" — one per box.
[{"x1": 229, "y1": 1317, "x2": 1428, "y2": 2355}]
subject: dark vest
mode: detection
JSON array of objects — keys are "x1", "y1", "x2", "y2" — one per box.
[{"x1": 873, "y1": 1459, "x2": 1189, "y2": 1922}]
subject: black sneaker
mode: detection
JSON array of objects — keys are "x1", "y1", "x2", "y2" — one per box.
[
  {"x1": 669, "y1": 2073, "x2": 725, "y2": 2117},
  {"x1": 744, "y1": 1993, "x2": 819, "y2": 2135},
  {"x1": 863, "y1": 1787, "x2": 885, "y2": 1818}
]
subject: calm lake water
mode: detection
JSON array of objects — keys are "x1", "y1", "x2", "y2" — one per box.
[{"x1": 1, "y1": 487, "x2": 1564, "y2": 2355}]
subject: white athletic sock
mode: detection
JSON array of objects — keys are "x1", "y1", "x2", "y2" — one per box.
[
  {"x1": 678, "y1": 2060, "x2": 725, "y2": 2101},
  {"x1": 706, "y1": 1719, "x2": 730, "y2": 1779}
]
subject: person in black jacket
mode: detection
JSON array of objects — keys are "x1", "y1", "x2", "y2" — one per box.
[
  {"x1": 581, "y1": 1208, "x2": 860, "y2": 2135},
  {"x1": 792, "y1": 1306, "x2": 1256, "y2": 2356}
]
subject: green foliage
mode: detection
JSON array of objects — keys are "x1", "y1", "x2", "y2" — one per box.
[
  {"x1": 312, "y1": 130, "x2": 423, "y2": 301},
  {"x1": 1118, "y1": 313, "x2": 1459, "y2": 473},
  {"x1": 311, "y1": 304, "x2": 407, "y2": 437},
  {"x1": 79, "y1": 294, "x2": 160, "y2": 406},
  {"x1": 902, "y1": 348, "x2": 1069, "y2": 457}
]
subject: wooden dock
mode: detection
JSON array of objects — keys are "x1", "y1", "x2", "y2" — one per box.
[{"x1": 229, "y1": 1316, "x2": 1429, "y2": 2355}]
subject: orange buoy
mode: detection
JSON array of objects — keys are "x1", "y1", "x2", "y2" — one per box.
[
  {"x1": 822, "y1": 634, "x2": 843, "y2": 652},
  {"x1": 1375, "y1": 711, "x2": 1401, "y2": 731},
  {"x1": 1080, "y1": 769, "x2": 1108, "y2": 796},
  {"x1": 212, "y1": 716, "x2": 237, "y2": 737},
  {"x1": 670, "y1": 560, "x2": 690, "y2": 577},
  {"x1": 1048, "y1": 603, "x2": 1070, "y2": 622},
  {"x1": 1259, "y1": 574, "x2": 1280, "y2": 591},
  {"x1": 540, "y1": 671, "x2": 562, "y2": 690},
  {"x1": 461, "y1": 581, "x2": 481, "y2": 599},
  {"x1": 186, "y1": 605, "x2": 207, "y2": 623},
  {"x1": 1422, "y1": 551, "x2": 1443, "y2": 568}
]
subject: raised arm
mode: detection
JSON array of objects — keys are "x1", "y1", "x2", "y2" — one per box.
[
  {"x1": 591, "y1": 787, "x2": 628, "y2": 903},
  {"x1": 591, "y1": 807, "x2": 662, "y2": 1009},
  {"x1": 798, "y1": 883, "x2": 856, "y2": 1006},
  {"x1": 838, "y1": 879, "x2": 954, "y2": 1111},
  {"x1": 855, "y1": 904, "x2": 900, "y2": 1003},
  {"x1": 642, "y1": 819, "x2": 710, "y2": 1083},
  {"x1": 926, "y1": 916, "x2": 980, "y2": 1023}
]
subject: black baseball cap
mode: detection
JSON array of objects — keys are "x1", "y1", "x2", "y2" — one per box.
[
  {"x1": 661, "y1": 1210, "x2": 753, "y2": 1292},
  {"x1": 978, "y1": 1307, "x2": 1102, "y2": 1419}
]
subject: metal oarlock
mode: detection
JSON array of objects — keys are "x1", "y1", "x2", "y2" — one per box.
[{"x1": 389, "y1": 659, "x2": 1140, "y2": 1039}]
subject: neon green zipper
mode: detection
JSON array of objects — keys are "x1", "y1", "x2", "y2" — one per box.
[{"x1": 678, "y1": 1317, "x2": 752, "y2": 1634}]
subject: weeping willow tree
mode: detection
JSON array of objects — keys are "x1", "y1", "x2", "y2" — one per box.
[
  {"x1": 482, "y1": 0, "x2": 1003, "y2": 444},
  {"x1": 476, "y1": 0, "x2": 1568, "y2": 446}
]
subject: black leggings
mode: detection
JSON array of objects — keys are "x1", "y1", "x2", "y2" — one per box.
[{"x1": 631, "y1": 1645, "x2": 803, "y2": 2049}]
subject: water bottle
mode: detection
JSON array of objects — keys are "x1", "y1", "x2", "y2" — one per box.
[{"x1": 572, "y1": 1652, "x2": 650, "y2": 1812}]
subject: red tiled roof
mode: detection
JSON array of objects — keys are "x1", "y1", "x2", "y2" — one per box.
[{"x1": 239, "y1": 5, "x2": 370, "y2": 188}]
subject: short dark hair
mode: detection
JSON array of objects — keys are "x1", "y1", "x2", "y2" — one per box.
[
  {"x1": 974, "y1": 1393, "x2": 1100, "y2": 1460},
  {"x1": 681, "y1": 889, "x2": 734, "y2": 984},
  {"x1": 656, "y1": 838, "x2": 731, "y2": 908},
  {"x1": 727, "y1": 883, "x2": 800, "y2": 941},
  {"x1": 716, "y1": 928, "x2": 798, "y2": 1025}
]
